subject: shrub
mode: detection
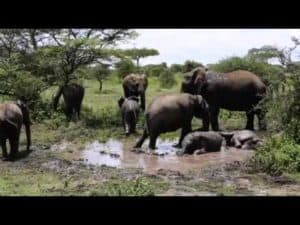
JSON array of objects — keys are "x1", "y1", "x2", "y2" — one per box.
[
  {"x1": 158, "y1": 69, "x2": 177, "y2": 88},
  {"x1": 253, "y1": 135, "x2": 300, "y2": 175},
  {"x1": 103, "y1": 177, "x2": 155, "y2": 196}
]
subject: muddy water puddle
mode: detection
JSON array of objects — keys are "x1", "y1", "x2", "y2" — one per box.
[{"x1": 80, "y1": 138, "x2": 254, "y2": 173}]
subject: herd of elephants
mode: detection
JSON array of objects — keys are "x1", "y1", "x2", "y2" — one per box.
[{"x1": 0, "y1": 66, "x2": 267, "y2": 160}]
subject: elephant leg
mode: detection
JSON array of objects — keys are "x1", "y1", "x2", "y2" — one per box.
[
  {"x1": 123, "y1": 86, "x2": 130, "y2": 98},
  {"x1": 149, "y1": 133, "x2": 158, "y2": 150},
  {"x1": 8, "y1": 136, "x2": 19, "y2": 160},
  {"x1": 175, "y1": 122, "x2": 192, "y2": 148},
  {"x1": 245, "y1": 110, "x2": 255, "y2": 130},
  {"x1": 125, "y1": 122, "x2": 130, "y2": 136},
  {"x1": 65, "y1": 105, "x2": 72, "y2": 121},
  {"x1": 140, "y1": 93, "x2": 146, "y2": 111},
  {"x1": 210, "y1": 107, "x2": 220, "y2": 131},
  {"x1": 129, "y1": 121, "x2": 136, "y2": 134},
  {"x1": 75, "y1": 103, "x2": 82, "y2": 120},
  {"x1": 256, "y1": 109, "x2": 267, "y2": 131},
  {"x1": 1, "y1": 139, "x2": 8, "y2": 159},
  {"x1": 134, "y1": 129, "x2": 148, "y2": 148},
  {"x1": 121, "y1": 114, "x2": 126, "y2": 133}
]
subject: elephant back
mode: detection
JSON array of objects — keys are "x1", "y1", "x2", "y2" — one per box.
[
  {"x1": 0, "y1": 103, "x2": 23, "y2": 128},
  {"x1": 62, "y1": 83, "x2": 85, "y2": 100}
]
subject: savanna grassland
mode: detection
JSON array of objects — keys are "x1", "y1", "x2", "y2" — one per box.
[{"x1": 1, "y1": 74, "x2": 300, "y2": 196}]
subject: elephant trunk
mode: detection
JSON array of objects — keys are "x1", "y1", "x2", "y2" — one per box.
[
  {"x1": 202, "y1": 109, "x2": 210, "y2": 131},
  {"x1": 53, "y1": 85, "x2": 64, "y2": 111},
  {"x1": 140, "y1": 92, "x2": 146, "y2": 111}
]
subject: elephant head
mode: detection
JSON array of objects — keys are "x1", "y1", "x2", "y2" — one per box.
[
  {"x1": 192, "y1": 95, "x2": 210, "y2": 131},
  {"x1": 181, "y1": 67, "x2": 208, "y2": 95},
  {"x1": 16, "y1": 100, "x2": 31, "y2": 151},
  {"x1": 123, "y1": 74, "x2": 148, "y2": 111},
  {"x1": 136, "y1": 74, "x2": 148, "y2": 95}
]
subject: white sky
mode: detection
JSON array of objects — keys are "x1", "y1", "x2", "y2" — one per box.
[{"x1": 119, "y1": 29, "x2": 300, "y2": 66}]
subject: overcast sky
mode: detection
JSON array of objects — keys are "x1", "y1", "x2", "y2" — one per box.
[{"x1": 119, "y1": 29, "x2": 300, "y2": 66}]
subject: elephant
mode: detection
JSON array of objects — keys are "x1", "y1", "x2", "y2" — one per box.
[
  {"x1": 118, "y1": 96, "x2": 140, "y2": 136},
  {"x1": 54, "y1": 83, "x2": 85, "y2": 121},
  {"x1": 181, "y1": 67, "x2": 267, "y2": 131},
  {"x1": 122, "y1": 74, "x2": 148, "y2": 111},
  {"x1": 134, "y1": 93, "x2": 210, "y2": 150},
  {"x1": 0, "y1": 100, "x2": 31, "y2": 160},
  {"x1": 220, "y1": 130, "x2": 263, "y2": 150},
  {"x1": 177, "y1": 131, "x2": 224, "y2": 155}
]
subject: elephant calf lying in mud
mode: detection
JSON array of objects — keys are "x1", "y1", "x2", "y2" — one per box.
[
  {"x1": 220, "y1": 130, "x2": 263, "y2": 150},
  {"x1": 177, "y1": 131, "x2": 224, "y2": 155},
  {"x1": 118, "y1": 96, "x2": 140, "y2": 135}
]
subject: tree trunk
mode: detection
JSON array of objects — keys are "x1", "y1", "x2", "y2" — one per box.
[
  {"x1": 99, "y1": 80, "x2": 103, "y2": 92},
  {"x1": 53, "y1": 85, "x2": 64, "y2": 111}
]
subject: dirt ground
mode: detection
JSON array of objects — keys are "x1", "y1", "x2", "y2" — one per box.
[{"x1": 1, "y1": 131, "x2": 300, "y2": 196}]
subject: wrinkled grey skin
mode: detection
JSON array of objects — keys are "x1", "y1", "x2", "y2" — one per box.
[
  {"x1": 220, "y1": 130, "x2": 262, "y2": 150},
  {"x1": 118, "y1": 96, "x2": 140, "y2": 136},
  {"x1": 181, "y1": 67, "x2": 267, "y2": 131},
  {"x1": 0, "y1": 100, "x2": 31, "y2": 161},
  {"x1": 62, "y1": 83, "x2": 85, "y2": 121},
  {"x1": 177, "y1": 131, "x2": 223, "y2": 155},
  {"x1": 122, "y1": 74, "x2": 148, "y2": 111},
  {"x1": 134, "y1": 93, "x2": 210, "y2": 150}
]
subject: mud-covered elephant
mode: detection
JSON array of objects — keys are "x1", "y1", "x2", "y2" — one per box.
[
  {"x1": 177, "y1": 131, "x2": 224, "y2": 155},
  {"x1": 134, "y1": 93, "x2": 210, "y2": 150},
  {"x1": 0, "y1": 100, "x2": 31, "y2": 160},
  {"x1": 181, "y1": 67, "x2": 267, "y2": 131},
  {"x1": 122, "y1": 74, "x2": 148, "y2": 111},
  {"x1": 220, "y1": 130, "x2": 263, "y2": 150},
  {"x1": 118, "y1": 96, "x2": 140, "y2": 136},
  {"x1": 53, "y1": 83, "x2": 85, "y2": 121}
]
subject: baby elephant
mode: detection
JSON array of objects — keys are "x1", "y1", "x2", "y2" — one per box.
[
  {"x1": 220, "y1": 130, "x2": 262, "y2": 150},
  {"x1": 118, "y1": 96, "x2": 140, "y2": 136},
  {"x1": 177, "y1": 131, "x2": 223, "y2": 155}
]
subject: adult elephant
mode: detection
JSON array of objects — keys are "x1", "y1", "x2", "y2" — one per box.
[
  {"x1": 53, "y1": 83, "x2": 85, "y2": 121},
  {"x1": 134, "y1": 93, "x2": 209, "y2": 150},
  {"x1": 122, "y1": 74, "x2": 148, "y2": 111},
  {"x1": 181, "y1": 67, "x2": 267, "y2": 131},
  {"x1": 0, "y1": 100, "x2": 31, "y2": 160}
]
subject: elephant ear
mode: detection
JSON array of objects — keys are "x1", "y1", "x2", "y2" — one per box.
[
  {"x1": 118, "y1": 97, "x2": 125, "y2": 108},
  {"x1": 219, "y1": 132, "x2": 234, "y2": 141}
]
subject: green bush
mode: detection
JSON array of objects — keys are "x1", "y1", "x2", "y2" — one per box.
[
  {"x1": 103, "y1": 177, "x2": 155, "y2": 196},
  {"x1": 115, "y1": 59, "x2": 137, "y2": 79},
  {"x1": 210, "y1": 56, "x2": 284, "y2": 86},
  {"x1": 158, "y1": 69, "x2": 177, "y2": 88},
  {"x1": 82, "y1": 106, "x2": 122, "y2": 128},
  {"x1": 253, "y1": 136, "x2": 300, "y2": 175},
  {"x1": 146, "y1": 63, "x2": 167, "y2": 77}
]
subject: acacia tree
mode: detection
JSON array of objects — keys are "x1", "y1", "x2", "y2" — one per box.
[
  {"x1": 0, "y1": 29, "x2": 138, "y2": 111},
  {"x1": 35, "y1": 29, "x2": 138, "y2": 110},
  {"x1": 123, "y1": 48, "x2": 159, "y2": 67},
  {"x1": 0, "y1": 29, "x2": 50, "y2": 104},
  {"x1": 92, "y1": 63, "x2": 110, "y2": 91}
]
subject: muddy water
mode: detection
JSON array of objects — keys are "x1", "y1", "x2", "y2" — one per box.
[{"x1": 81, "y1": 138, "x2": 254, "y2": 173}]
